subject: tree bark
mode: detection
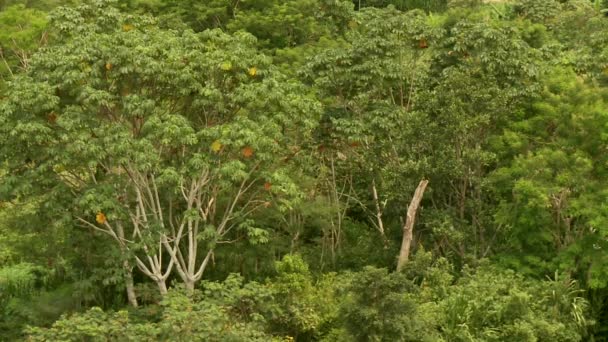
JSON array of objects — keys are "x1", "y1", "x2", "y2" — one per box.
[
  {"x1": 372, "y1": 179, "x2": 389, "y2": 247},
  {"x1": 116, "y1": 221, "x2": 138, "y2": 307},
  {"x1": 184, "y1": 280, "x2": 195, "y2": 294},
  {"x1": 123, "y1": 259, "x2": 138, "y2": 307},
  {"x1": 156, "y1": 280, "x2": 168, "y2": 295},
  {"x1": 396, "y1": 179, "x2": 429, "y2": 272}
]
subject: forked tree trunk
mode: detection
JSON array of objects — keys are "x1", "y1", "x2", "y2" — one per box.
[{"x1": 396, "y1": 179, "x2": 429, "y2": 272}]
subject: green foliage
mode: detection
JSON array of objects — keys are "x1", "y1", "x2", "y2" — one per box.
[
  {"x1": 440, "y1": 266, "x2": 587, "y2": 341},
  {"x1": 269, "y1": 255, "x2": 345, "y2": 339},
  {"x1": 0, "y1": 0, "x2": 80, "y2": 11},
  {"x1": 13, "y1": 251, "x2": 597, "y2": 342},
  {"x1": 0, "y1": 263, "x2": 49, "y2": 340},
  {"x1": 0, "y1": 4, "x2": 47, "y2": 83},
  {"x1": 356, "y1": 0, "x2": 448, "y2": 12},
  {"x1": 1, "y1": 0, "x2": 320, "y2": 292},
  {"x1": 26, "y1": 307, "x2": 159, "y2": 341},
  {"x1": 334, "y1": 252, "x2": 591, "y2": 341},
  {"x1": 341, "y1": 266, "x2": 440, "y2": 341},
  {"x1": 27, "y1": 276, "x2": 276, "y2": 341},
  {"x1": 0, "y1": 263, "x2": 44, "y2": 302},
  {"x1": 3, "y1": 0, "x2": 608, "y2": 339},
  {"x1": 490, "y1": 67, "x2": 608, "y2": 284}
]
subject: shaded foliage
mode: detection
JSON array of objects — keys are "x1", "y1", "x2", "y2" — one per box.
[{"x1": 1, "y1": 0, "x2": 608, "y2": 340}]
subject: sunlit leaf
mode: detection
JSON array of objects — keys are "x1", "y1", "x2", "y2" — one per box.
[
  {"x1": 211, "y1": 140, "x2": 222, "y2": 153},
  {"x1": 96, "y1": 212, "x2": 107, "y2": 224},
  {"x1": 220, "y1": 61, "x2": 232, "y2": 71}
]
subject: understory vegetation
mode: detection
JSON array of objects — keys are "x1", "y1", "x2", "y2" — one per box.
[{"x1": 1, "y1": 0, "x2": 608, "y2": 340}]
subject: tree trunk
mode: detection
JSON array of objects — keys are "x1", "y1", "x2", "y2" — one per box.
[
  {"x1": 156, "y1": 280, "x2": 168, "y2": 295},
  {"x1": 372, "y1": 179, "x2": 389, "y2": 248},
  {"x1": 184, "y1": 279, "x2": 195, "y2": 294},
  {"x1": 123, "y1": 259, "x2": 138, "y2": 307},
  {"x1": 116, "y1": 222, "x2": 138, "y2": 307},
  {"x1": 396, "y1": 179, "x2": 429, "y2": 272}
]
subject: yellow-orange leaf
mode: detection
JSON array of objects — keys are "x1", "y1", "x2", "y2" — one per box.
[
  {"x1": 96, "y1": 212, "x2": 107, "y2": 224},
  {"x1": 105, "y1": 62, "x2": 112, "y2": 71},
  {"x1": 211, "y1": 140, "x2": 222, "y2": 153},
  {"x1": 242, "y1": 146, "x2": 254, "y2": 158},
  {"x1": 220, "y1": 62, "x2": 232, "y2": 71},
  {"x1": 122, "y1": 24, "x2": 135, "y2": 32},
  {"x1": 248, "y1": 67, "x2": 257, "y2": 77},
  {"x1": 264, "y1": 182, "x2": 272, "y2": 191}
]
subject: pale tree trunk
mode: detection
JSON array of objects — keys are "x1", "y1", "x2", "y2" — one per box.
[
  {"x1": 371, "y1": 179, "x2": 389, "y2": 247},
  {"x1": 122, "y1": 259, "x2": 138, "y2": 307},
  {"x1": 77, "y1": 188, "x2": 173, "y2": 298},
  {"x1": 324, "y1": 157, "x2": 351, "y2": 266},
  {"x1": 78, "y1": 163, "x2": 262, "y2": 297},
  {"x1": 163, "y1": 166, "x2": 262, "y2": 293},
  {"x1": 117, "y1": 222, "x2": 138, "y2": 307},
  {"x1": 156, "y1": 280, "x2": 168, "y2": 295},
  {"x1": 131, "y1": 236, "x2": 172, "y2": 296},
  {"x1": 125, "y1": 167, "x2": 175, "y2": 295},
  {"x1": 396, "y1": 180, "x2": 428, "y2": 272}
]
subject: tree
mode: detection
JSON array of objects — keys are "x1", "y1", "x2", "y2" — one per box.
[
  {"x1": 490, "y1": 67, "x2": 608, "y2": 284},
  {"x1": 303, "y1": 6, "x2": 440, "y2": 254},
  {"x1": 0, "y1": 1, "x2": 318, "y2": 299},
  {"x1": 0, "y1": 4, "x2": 48, "y2": 83},
  {"x1": 26, "y1": 277, "x2": 276, "y2": 341},
  {"x1": 396, "y1": 179, "x2": 428, "y2": 271}
]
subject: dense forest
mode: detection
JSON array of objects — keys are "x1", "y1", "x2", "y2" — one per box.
[{"x1": 1, "y1": 0, "x2": 608, "y2": 340}]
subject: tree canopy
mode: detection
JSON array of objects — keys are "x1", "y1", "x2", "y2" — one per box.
[{"x1": 1, "y1": 0, "x2": 608, "y2": 340}]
